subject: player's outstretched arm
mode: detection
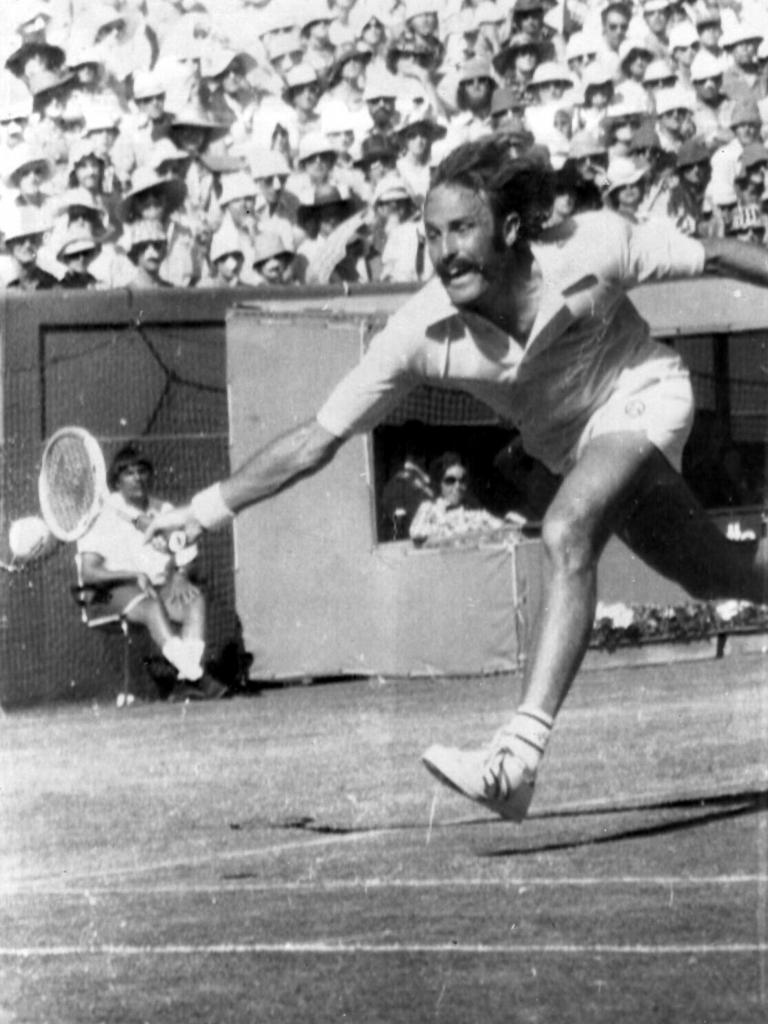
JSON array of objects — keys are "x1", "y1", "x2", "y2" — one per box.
[
  {"x1": 145, "y1": 419, "x2": 345, "y2": 543},
  {"x1": 700, "y1": 237, "x2": 768, "y2": 286}
]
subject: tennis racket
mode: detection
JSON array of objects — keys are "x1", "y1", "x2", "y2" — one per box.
[
  {"x1": 37, "y1": 427, "x2": 190, "y2": 554},
  {"x1": 38, "y1": 426, "x2": 110, "y2": 542}
]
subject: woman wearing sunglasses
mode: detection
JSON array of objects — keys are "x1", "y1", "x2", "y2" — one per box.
[{"x1": 409, "y1": 451, "x2": 525, "y2": 547}]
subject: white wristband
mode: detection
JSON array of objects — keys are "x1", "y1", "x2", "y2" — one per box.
[{"x1": 190, "y1": 484, "x2": 234, "y2": 532}]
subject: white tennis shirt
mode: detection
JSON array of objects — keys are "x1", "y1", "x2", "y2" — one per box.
[
  {"x1": 77, "y1": 492, "x2": 174, "y2": 585},
  {"x1": 316, "y1": 211, "x2": 706, "y2": 473}
]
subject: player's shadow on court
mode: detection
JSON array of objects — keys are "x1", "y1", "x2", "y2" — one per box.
[{"x1": 483, "y1": 789, "x2": 768, "y2": 857}]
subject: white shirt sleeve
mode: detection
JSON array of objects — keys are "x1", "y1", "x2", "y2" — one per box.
[
  {"x1": 316, "y1": 316, "x2": 421, "y2": 438},
  {"x1": 624, "y1": 218, "x2": 706, "y2": 284}
]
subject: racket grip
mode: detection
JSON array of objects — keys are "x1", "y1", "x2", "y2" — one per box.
[{"x1": 190, "y1": 483, "x2": 234, "y2": 531}]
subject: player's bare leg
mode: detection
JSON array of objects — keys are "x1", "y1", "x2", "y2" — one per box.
[{"x1": 424, "y1": 432, "x2": 662, "y2": 818}]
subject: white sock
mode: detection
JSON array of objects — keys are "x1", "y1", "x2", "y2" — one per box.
[
  {"x1": 502, "y1": 705, "x2": 554, "y2": 774},
  {"x1": 182, "y1": 639, "x2": 205, "y2": 681},
  {"x1": 162, "y1": 637, "x2": 203, "y2": 682},
  {"x1": 162, "y1": 637, "x2": 189, "y2": 679}
]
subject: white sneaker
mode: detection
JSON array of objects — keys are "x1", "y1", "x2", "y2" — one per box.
[{"x1": 421, "y1": 734, "x2": 536, "y2": 822}]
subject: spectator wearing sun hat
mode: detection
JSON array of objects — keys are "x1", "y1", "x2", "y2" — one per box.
[
  {"x1": 199, "y1": 48, "x2": 261, "y2": 146},
  {"x1": 696, "y1": 7, "x2": 723, "y2": 61},
  {"x1": 492, "y1": 32, "x2": 542, "y2": 101},
  {"x1": 5, "y1": 38, "x2": 66, "y2": 95},
  {"x1": 294, "y1": 181, "x2": 369, "y2": 285},
  {"x1": 510, "y1": 0, "x2": 558, "y2": 64},
  {"x1": 167, "y1": 104, "x2": 230, "y2": 230},
  {"x1": 440, "y1": 57, "x2": 498, "y2": 151},
  {"x1": 281, "y1": 63, "x2": 325, "y2": 158},
  {"x1": 0, "y1": 204, "x2": 57, "y2": 289},
  {"x1": 525, "y1": 61, "x2": 575, "y2": 155},
  {"x1": 632, "y1": 0, "x2": 674, "y2": 61},
  {"x1": 120, "y1": 219, "x2": 172, "y2": 288},
  {"x1": 0, "y1": 143, "x2": 56, "y2": 220},
  {"x1": 112, "y1": 69, "x2": 173, "y2": 187},
  {"x1": 562, "y1": 128, "x2": 608, "y2": 213},
  {"x1": 351, "y1": 133, "x2": 399, "y2": 194},
  {"x1": 251, "y1": 230, "x2": 296, "y2": 287},
  {"x1": 667, "y1": 21, "x2": 700, "y2": 89},
  {"x1": 601, "y1": 154, "x2": 649, "y2": 221},
  {"x1": 244, "y1": 147, "x2": 301, "y2": 251},
  {"x1": 213, "y1": 169, "x2": 261, "y2": 284},
  {"x1": 709, "y1": 97, "x2": 764, "y2": 207},
  {"x1": 66, "y1": 136, "x2": 120, "y2": 232},
  {"x1": 657, "y1": 136, "x2": 713, "y2": 236},
  {"x1": 617, "y1": 37, "x2": 656, "y2": 102},
  {"x1": 320, "y1": 43, "x2": 372, "y2": 121},
  {"x1": 119, "y1": 164, "x2": 207, "y2": 288},
  {"x1": 89, "y1": 3, "x2": 156, "y2": 87},
  {"x1": 392, "y1": 104, "x2": 446, "y2": 207},
  {"x1": 0, "y1": 73, "x2": 33, "y2": 156},
  {"x1": 371, "y1": 173, "x2": 427, "y2": 284},
  {"x1": 572, "y1": 61, "x2": 615, "y2": 135},
  {"x1": 402, "y1": 0, "x2": 444, "y2": 76},
  {"x1": 287, "y1": 131, "x2": 353, "y2": 207},
  {"x1": 25, "y1": 67, "x2": 77, "y2": 176},
  {"x1": 690, "y1": 49, "x2": 732, "y2": 145},
  {"x1": 361, "y1": 68, "x2": 401, "y2": 140},
  {"x1": 734, "y1": 141, "x2": 768, "y2": 206},
  {"x1": 54, "y1": 220, "x2": 104, "y2": 289},
  {"x1": 720, "y1": 22, "x2": 765, "y2": 103},
  {"x1": 202, "y1": 218, "x2": 247, "y2": 288},
  {"x1": 654, "y1": 85, "x2": 696, "y2": 153},
  {"x1": 299, "y1": 1, "x2": 337, "y2": 78}
]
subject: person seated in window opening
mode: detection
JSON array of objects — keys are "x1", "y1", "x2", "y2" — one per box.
[
  {"x1": 409, "y1": 451, "x2": 526, "y2": 547},
  {"x1": 379, "y1": 423, "x2": 435, "y2": 540},
  {"x1": 76, "y1": 445, "x2": 229, "y2": 701}
]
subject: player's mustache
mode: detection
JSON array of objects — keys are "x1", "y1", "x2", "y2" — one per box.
[{"x1": 436, "y1": 257, "x2": 485, "y2": 281}]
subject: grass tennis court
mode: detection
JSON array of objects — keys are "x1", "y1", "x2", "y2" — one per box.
[{"x1": 3, "y1": 650, "x2": 768, "y2": 1023}]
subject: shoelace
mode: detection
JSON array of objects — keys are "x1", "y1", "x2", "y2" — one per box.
[{"x1": 481, "y1": 728, "x2": 530, "y2": 800}]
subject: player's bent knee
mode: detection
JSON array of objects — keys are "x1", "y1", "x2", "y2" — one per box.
[{"x1": 540, "y1": 510, "x2": 600, "y2": 575}]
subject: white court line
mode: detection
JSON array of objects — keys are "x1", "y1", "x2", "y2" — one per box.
[
  {"x1": 3, "y1": 942, "x2": 768, "y2": 957},
  {"x1": 3, "y1": 875, "x2": 768, "y2": 896},
  {"x1": 0, "y1": 830, "x2": 385, "y2": 890}
]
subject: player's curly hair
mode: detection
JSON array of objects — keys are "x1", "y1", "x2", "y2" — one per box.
[{"x1": 429, "y1": 135, "x2": 555, "y2": 239}]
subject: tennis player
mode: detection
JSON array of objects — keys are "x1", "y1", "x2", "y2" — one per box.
[{"x1": 147, "y1": 137, "x2": 768, "y2": 820}]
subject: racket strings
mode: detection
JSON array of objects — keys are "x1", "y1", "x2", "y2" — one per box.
[{"x1": 43, "y1": 437, "x2": 97, "y2": 533}]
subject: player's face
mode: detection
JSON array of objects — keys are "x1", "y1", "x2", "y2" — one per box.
[{"x1": 424, "y1": 184, "x2": 510, "y2": 308}]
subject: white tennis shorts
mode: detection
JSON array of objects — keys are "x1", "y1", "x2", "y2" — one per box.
[{"x1": 573, "y1": 356, "x2": 695, "y2": 473}]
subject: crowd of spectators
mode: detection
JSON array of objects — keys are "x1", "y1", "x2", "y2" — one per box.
[{"x1": 1, "y1": 0, "x2": 767, "y2": 289}]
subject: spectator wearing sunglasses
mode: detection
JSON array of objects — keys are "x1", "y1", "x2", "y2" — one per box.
[
  {"x1": 652, "y1": 136, "x2": 712, "y2": 235},
  {"x1": 597, "y1": 1, "x2": 632, "y2": 74},
  {"x1": 668, "y1": 21, "x2": 700, "y2": 90},
  {"x1": 654, "y1": 86, "x2": 696, "y2": 154},
  {"x1": 281, "y1": 64, "x2": 324, "y2": 158},
  {"x1": 410, "y1": 451, "x2": 523, "y2": 548},
  {"x1": 690, "y1": 50, "x2": 733, "y2": 146},
  {"x1": 441, "y1": 58, "x2": 498, "y2": 152}
]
